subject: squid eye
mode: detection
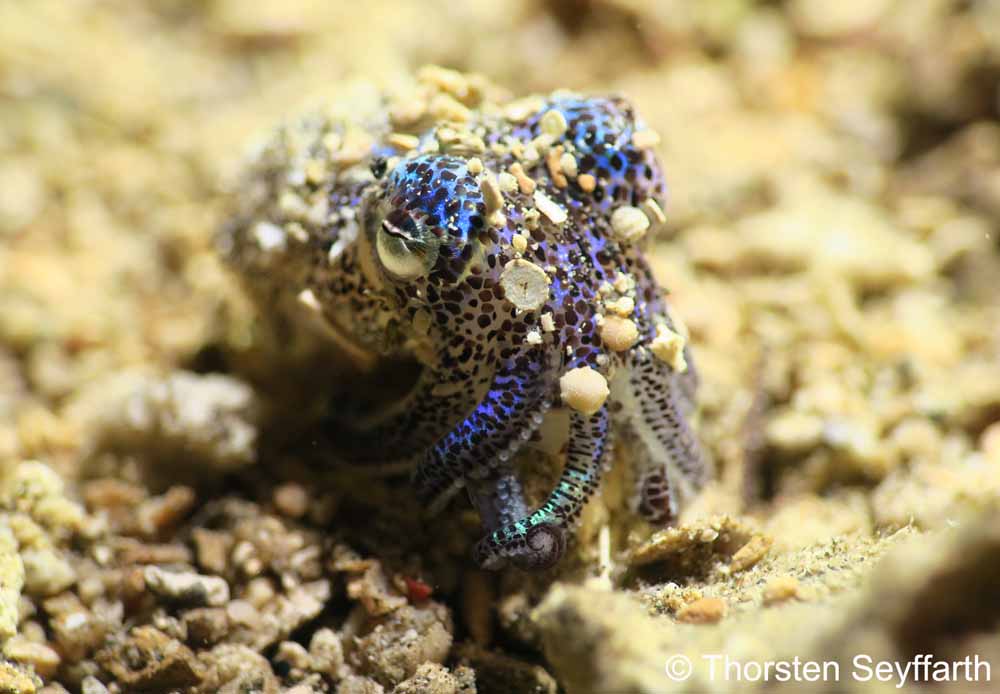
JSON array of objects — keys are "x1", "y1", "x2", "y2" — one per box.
[
  {"x1": 375, "y1": 209, "x2": 440, "y2": 280},
  {"x1": 381, "y1": 209, "x2": 421, "y2": 241}
]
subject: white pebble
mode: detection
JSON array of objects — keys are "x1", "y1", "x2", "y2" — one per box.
[
  {"x1": 534, "y1": 190, "x2": 568, "y2": 225},
  {"x1": 610, "y1": 205, "x2": 650, "y2": 243}
]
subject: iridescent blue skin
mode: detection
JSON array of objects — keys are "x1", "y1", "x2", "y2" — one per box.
[{"x1": 275, "y1": 95, "x2": 708, "y2": 569}]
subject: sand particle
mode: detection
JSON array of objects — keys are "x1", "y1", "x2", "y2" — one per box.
[
  {"x1": 387, "y1": 133, "x2": 420, "y2": 151},
  {"x1": 504, "y1": 95, "x2": 545, "y2": 123},
  {"x1": 559, "y1": 152, "x2": 578, "y2": 178},
  {"x1": 677, "y1": 597, "x2": 726, "y2": 624},
  {"x1": 509, "y1": 162, "x2": 536, "y2": 195},
  {"x1": 599, "y1": 316, "x2": 639, "y2": 352},
  {"x1": 480, "y1": 172, "x2": 504, "y2": 215},
  {"x1": 534, "y1": 190, "x2": 568, "y2": 225},
  {"x1": 651, "y1": 324, "x2": 688, "y2": 372},
  {"x1": 641, "y1": 198, "x2": 666, "y2": 225},
  {"x1": 429, "y1": 93, "x2": 471, "y2": 122},
  {"x1": 610, "y1": 205, "x2": 650, "y2": 243},
  {"x1": 559, "y1": 367, "x2": 610, "y2": 416},
  {"x1": 540, "y1": 109, "x2": 568, "y2": 137},
  {"x1": 763, "y1": 576, "x2": 801, "y2": 605},
  {"x1": 546, "y1": 146, "x2": 568, "y2": 188},
  {"x1": 605, "y1": 296, "x2": 635, "y2": 317},
  {"x1": 498, "y1": 172, "x2": 518, "y2": 194}
]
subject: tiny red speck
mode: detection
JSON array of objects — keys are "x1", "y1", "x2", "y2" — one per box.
[{"x1": 404, "y1": 576, "x2": 433, "y2": 602}]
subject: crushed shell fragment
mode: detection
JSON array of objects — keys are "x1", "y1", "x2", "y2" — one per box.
[
  {"x1": 534, "y1": 190, "x2": 567, "y2": 225},
  {"x1": 651, "y1": 324, "x2": 688, "y2": 372},
  {"x1": 500, "y1": 259, "x2": 550, "y2": 312}
]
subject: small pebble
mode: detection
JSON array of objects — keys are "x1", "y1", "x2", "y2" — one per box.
[
  {"x1": 577, "y1": 173, "x2": 596, "y2": 192},
  {"x1": 480, "y1": 172, "x2": 504, "y2": 215},
  {"x1": 763, "y1": 576, "x2": 801, "y2": 605},
  {"x1": 277, "y1": 641, "x2": 312, "y2": 669},
  {"x1": 226, "y1": 600, "x2": 260, "y2": 627},
  {"x1": 650, "y1": 324, "x2": 688, "y2": 372},
  {"x1": 509, "y1": 162, "x2": 536, "y2": 194},
  {"x1": 523, "y1": 208, "x2": 541, "y2": 230},
  {"x1": 521, "y1": 143, "x2": 541, "y2": 164},
  {"x1": 559, "y1": 367, "x2": 610, "y2": 416},
  {"x1": 21, "y1": 547, "x2": 76, "y2": 596},
  {"x1": 309, "y1": 628, "x2": 345, "y2": 676},
  {"x1": 539, "y1": 109, "x2": 568, "y2": 137},
  {"x1": 417, "y1": 65, "x2": 470, "y2": 98},
  {"x1": 533, "y1": 190, "x2": 567, "y2": 225},
  {"x1": 143, "y1": 566, "x2": 230, "y2": 607},
  {"x1": 136, "y1": 486, "x2": 196, "y2": 538},
  {"x1": 545, "y1": 146, "x2": 568, "y2": 187},
  {"x1": 0, "y1": 662, "x2": 37, "y2": 693},
  {"x1": 610, "y1": 205, "x2": 650, "y2": 244},
  {"x1": 730, "y1": 535, "x2": 773, "y2": 572},
  {"x1": 273, "y1": 482, "x2": 309, "y2": 518},
  {"x1": 599, "y1": 316, "x2": 639, "y2": 352},
  {"x1": 81, "y1": 677, "x2": 109, "y2": 694},
  {"x1": 511, "y1": 233, "x2": 528, "y2": 254},
  {"x1": 183, "y1": 607, "x2": 229, "y2": 647},
  {"x1": 613, "y1": 272, "x2": 633, "y2": 293},
  {"x1": 429, "y1": 93, "x2": 471, "y2": 122},
  {"x1": 605, "y1": 296, "x2": 635, "y2": 317},
  {"x1": 676, "y1": 597, "x2": 726, "y2": 624},
  {"x1": 503, "y1": 95, "x2": 545, "y2": 123},
  {"x1": 192, "y1": 528, "x2": 231, "y2": 575},
  {"x1": 641, "y1": 198, "x2": 666, "y2": 225},
  {"x1": 4, "y1": 637, "x2": 61, "y2": 679},
  {"x1": 559, "y1": 152, "x2": 578, "y2": 178},
  {"x1": 387, "y1": 133, "x2": 420, "y2": 151},
  {"x1": 244, "y1": 577, "x2": 276, "y2": 607},
  {"x1": 498, "y1": 171, "x2": 518, "y2": 194}
]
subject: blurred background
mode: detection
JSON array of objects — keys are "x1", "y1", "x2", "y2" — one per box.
[
  {"x1": 1, "y1": 1, "x2": 1000, "y2": 692},
  {"x1": 3, "y1": 0, "x2": 999, "y2": 509}
]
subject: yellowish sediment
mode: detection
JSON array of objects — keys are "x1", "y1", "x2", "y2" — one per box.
[{"x1": 1, "y1": 1, "x2": 999, "y2": 691}]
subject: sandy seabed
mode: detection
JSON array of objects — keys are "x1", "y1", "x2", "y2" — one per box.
[{"x1": 1, "y1": 1, "x2": 1000, "y2": 692}]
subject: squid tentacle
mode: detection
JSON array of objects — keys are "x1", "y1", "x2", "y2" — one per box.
[
  {"x1": 473, "y1": 404, "x2": 611, "y2": 570},
  {"x1": 412, "y1": 350, "x2": 552, "y2": 512},
  {"x1": 624, "y1": 349, "x2": 709, "y2": 523},
  {"x1": 324, "y1": 363, "x2": 491, "y2": 471}
]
